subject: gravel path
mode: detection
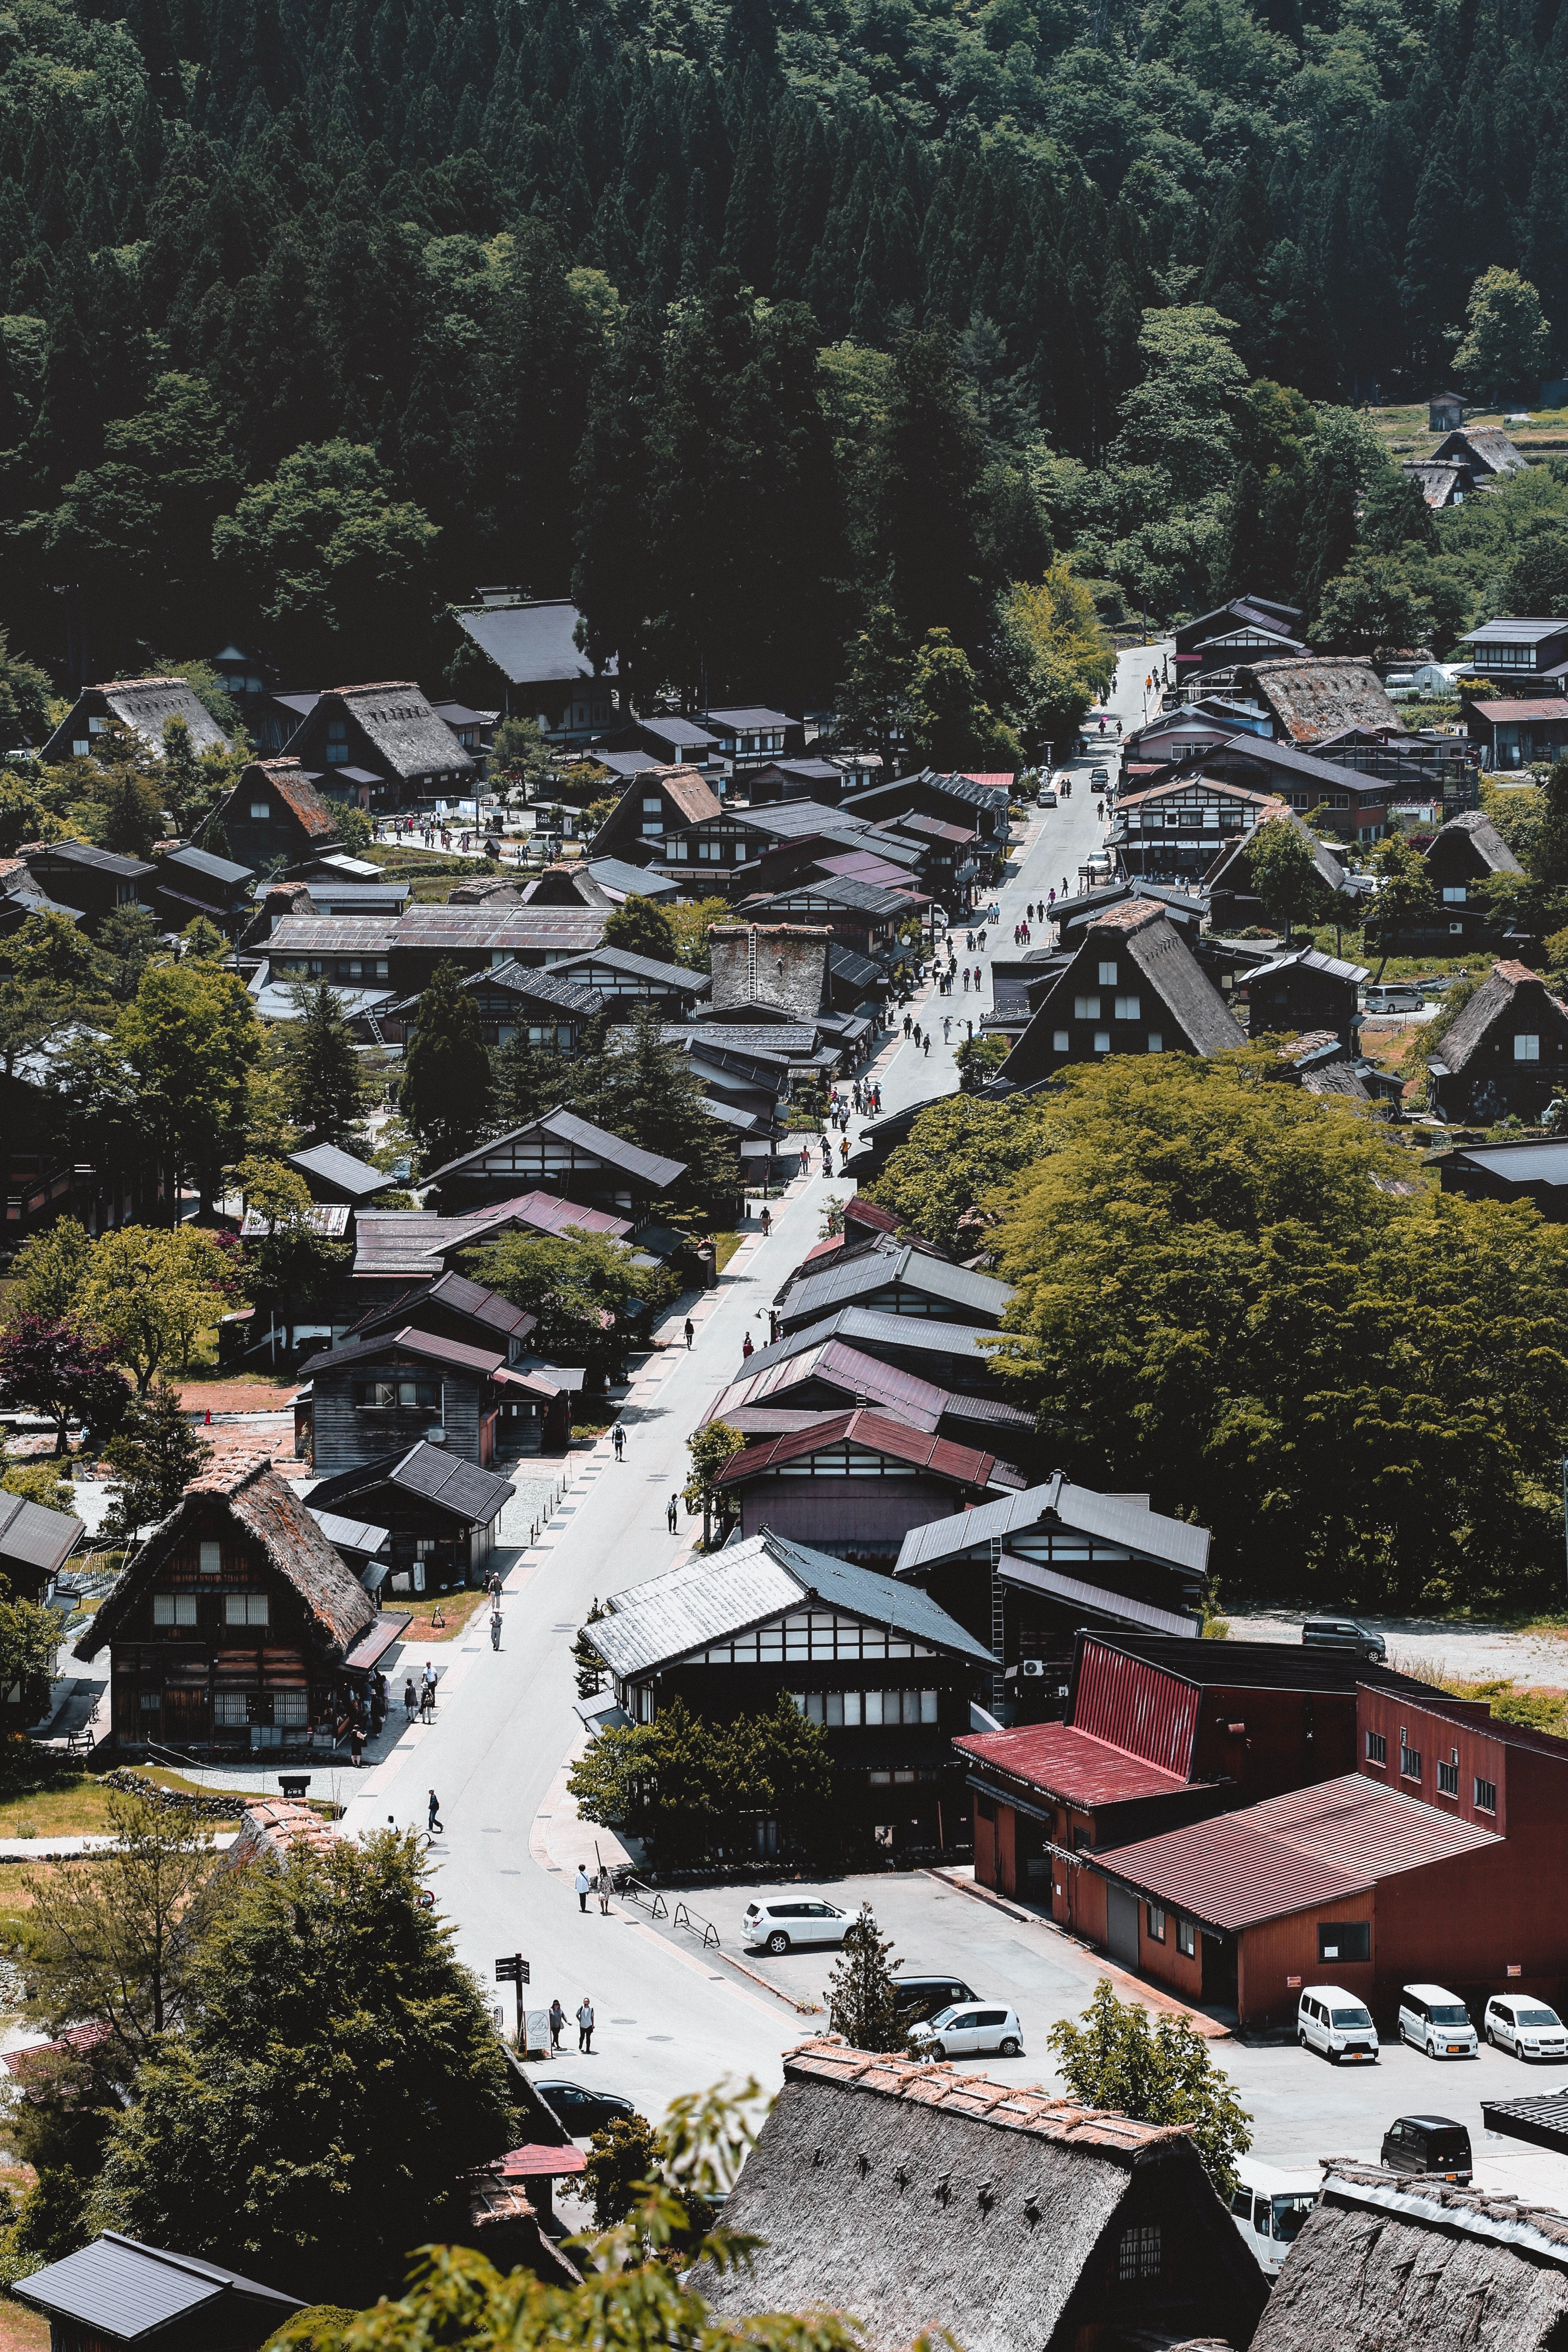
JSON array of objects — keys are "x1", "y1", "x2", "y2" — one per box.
[{"x1": 1226, "y1": 1605, "x2": 1568, "y2": 1688}]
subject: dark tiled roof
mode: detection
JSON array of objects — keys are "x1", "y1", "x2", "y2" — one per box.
[
  {"x1": 15, "y1": 2233, "x2": 301, "y2": 2335},
  {"x1": 424, "y1": 1106, "x2": 686, "y2": 1190},
  {"x1": 307, "y1": 1442, "x2": 514, "y2": 1527},
  {"x1": 452, "y1": 598, "x2": 616, "y2": 684}
]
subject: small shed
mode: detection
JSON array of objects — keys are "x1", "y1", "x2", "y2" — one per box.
[
  {"x1": 15, "y1": 2231, "x2": 301, "y2": 2352},
  {"x1": 0, "y1": 1490, "x2": 84, "y2": 1602},
  {"x1": 1428, "y1": 390, "x2": 1466, "y2": 431},
  {"x1": 693, "y1": 2040, "x2": 1268, "y2": 2352},
  {"x1": 305, "y1": 1440, "x2": 514, "y2": 1589},
  {"x1": 1252, "y1": 2162, "x2": 1568, "y2": 2352}
]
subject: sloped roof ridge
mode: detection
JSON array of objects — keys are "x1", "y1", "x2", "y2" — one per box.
[{"x1": 784, "y1": 2039, "x2": 1183, "y2": 2156}]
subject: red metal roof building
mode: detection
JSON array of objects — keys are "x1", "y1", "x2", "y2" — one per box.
[
  {"x1": 1086, "y1": 1680, "x2": 1568, "y2": 2030},
  {"x1": 955, "y1": 1630, "x2": 1454, "y2": 1926},
  {"x1": 714, "y1": 1407, "x2": 1025, "y2": 1562}
]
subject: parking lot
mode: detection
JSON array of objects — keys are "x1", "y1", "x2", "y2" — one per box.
[{"x1": 687, "y1": 1868, "x2": 1568, "y2": 2207}]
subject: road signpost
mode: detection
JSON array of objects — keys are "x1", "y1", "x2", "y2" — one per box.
[{"x1": 496, "y1": 1951, "x2": 530, "y2": 2044}]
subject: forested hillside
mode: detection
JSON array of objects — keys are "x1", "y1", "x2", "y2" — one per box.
[{"x1": 1, "y1": 0, "x2": 1565, "y2": 708}]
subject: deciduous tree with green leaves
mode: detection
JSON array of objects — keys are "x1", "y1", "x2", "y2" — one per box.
[
  {"x1": 684, "y1": 1419, "x2": 745, "y2": 1548},
  {"x1": 867, "y1": 1093, "x2": 1044, "y2": 1252},
  {"x1": 602, "y1": 895, "x2": 678, "y2": 965},
  {"x1": 89, "y1": 1830, "x2": 519, "y2": 2305},
  {"x1": 568, "y1": 1695, "x2": 832, "y2": 1867},
  {"x1": 1244, "y1": 813, "x2": 1335, "y2": 940},
  {"x1": 987, "y1": 1053, "x2": 1568, "y2": 1610},
  {"x1": 1454, "y1": 268, "x2": 1551, "y2": 407},
  {"x1": 464, "y1": 1229, "x2": 674, "y2": 1379},
  {"x1": 116, "y1": 960, "x2": 260, "y2": 1214},
  {"x1": 1047, "y1": 1981, "x2": 1252, "y2": 2198},
  {"x1": 81, "y1": 1226, "x2": 233, "y2": 1393}
]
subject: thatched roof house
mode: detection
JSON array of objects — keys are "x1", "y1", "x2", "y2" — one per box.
[
  {"x1": 1253, "y1": 2161, "x2": 1568, "y2": 2351},
  {"x1": 693, "y1": 2040, "x2": 1268, "y2": 2352}
]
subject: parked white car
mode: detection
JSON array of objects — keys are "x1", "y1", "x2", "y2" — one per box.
[
  {"x1": 1297, "y1": 1984, "x2": 1379, "y2": 2063},
  {"x1": 1398, "y1": 1983, "x2": 1478, "y2": 2058},
  {"x1": 741, "y1": 1897, "x2": 849, "y2": 1955},
  {"x1": 1485, "y1": 1995, "x2": 1568, "y2": 2060},
  {"x1": 909, "y1": 2003, "x2": 1024, "y2": 2061},
  {"x1": 1228, "y1": 2159, "x2": 1321, "y2": 2277}
]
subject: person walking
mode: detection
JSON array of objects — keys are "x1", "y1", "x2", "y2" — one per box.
[
  {"x1": 759, "y1": 1205, "x2": 772, "y2": 1237},
  {"x1": 350, "y1": 1720, "x2": 365, "y2": 1767},
  {"x1": 667, "y1": 1491, "x2": 680, "y2": 1533},
  {"x1": 427, "y1": 1788, "x2": 443, "y2": 1836},
  {"x1": 490, "y1": 1607, "x2": 502, "y2": 1651},
  {"x1": 549, "y1": 1997, "x2": 566, "y2": 2053},
  {"x1": 575, "y1": 1865, "x2": 591, "y2": 1913},
  {"x1": 684, "y1": 1316, "x2": 695, "y2": 1349},
  {"x1": 577, "y1": 1995, "x2": 594, "y2": 2052},
  {"x1": 741, "y1": 1330, "x2": 753, "y2": 1358},
  {"x1": 612, "y1": 1422, "x2": 625, "y2": 1461},
  {"x1": 421, "y1": 1661, "x2": 438, "y2": 1720},
  {"x1": 403, "y1": 1675, "x2": 417, "y2": 1725},
  {"x1": 597, "y1": 1868, "x2": 612, "y2": 1916},
  {"x1": 902, "y1": 1011, "x2": 912, "y2": 1038}
]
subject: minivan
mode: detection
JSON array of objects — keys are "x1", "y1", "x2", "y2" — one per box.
[
  {"x1": 741, "y1": 1897, "x2": 849, "y2": 1954},
  {"x1": 1298, "y1": 1984, "x2": 1379, "y2": 2063},
  {"x1": 1364, "y1": 983, "x2": 1425, "y2": 1014},
  {"x1": 1302, "y1": 1618, "x2": 1387, "y2": 1663},
  {"x1": 1228, "y1": 2159, "x2": 1321, "y2": 2278},
  {"x1": 1398, "y1": 1984, "x2": 1478, "y2": 2059},
  {"x1": 1485, "y1": 1994, "x2": 1568, "y2": 2059},
  {"x1": 1380, "y1": 2113, "x2": 1472, "y2": 2184},
  {"x1": 892, "y1": 1973, "x2": 979, "y2": 2026}
]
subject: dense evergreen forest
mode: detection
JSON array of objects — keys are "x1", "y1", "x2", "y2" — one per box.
[{"x1": 2, "y1": 0, "x2": 1566, "y2": 710}]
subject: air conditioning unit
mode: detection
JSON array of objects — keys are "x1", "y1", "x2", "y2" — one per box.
[{"x1": 1020, "y1": 1660, "x2": 1046, "y2": 1678}]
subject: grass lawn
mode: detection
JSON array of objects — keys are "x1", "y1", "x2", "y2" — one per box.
[
  {"x1": 0, "y1": 1762, "x2": 300, "y2": 1841},
  {"x1": 393, "y1": 1586, "x2": 489, "y2": 1645},
  {"x1": 713, "y1": 1231, "x2": 742, "y2": 1272}
]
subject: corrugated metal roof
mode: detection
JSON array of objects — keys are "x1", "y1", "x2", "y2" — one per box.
[
  {"x1": 0, "y1": 1491, "x2": 83, "y2": 1577},
  {"x1": 1073, "y1": 1641, "x2": 1202, "y2": 1771},
  {"x1": 996, "y1": 1555, "x2": 1199, "y2": 1639},
  {"x1": 956, "y1": 1721, "x2": 1196, "y2": 1807},
  {"x1": 895, "y1": 1474, "x2": 1210, "y2": 1580},
  {"x1": 15, "y1": 2233, "x2": 301, "y2": 2337},
  {"x1": 425, "y1": 1108, "x2": 685, "y2": 1190},
  {"x1": 590, "y1": 1528, "x2": 995, "y2": 1678},
  {"x1": 712, "y1": 1409, "x2": 1020, "y2": 1493},
  {"x1": 551, "y1": 945, "x2": 706, "y2": 990},
  {"x1": 453, "y1": 598, "x2": 616, "y2": 684},
  {"x1": 287, "y1": 1142, "x2": 393, "y2": 1199},
  {"x1": 389, "y1": 907, "x2": 605, "y2": 947},
  {"x1": 1082, "y1": 1631, "x2": 1446, "y2": 1699},
  {"x1": 738, "y1": 1308, "x2": 1001, "y2": 1382},
  {"x1": 780, "y1": 1246, "x2": 1012, "y2": 1329},
  {"x1": 708, "y1": 1337, "x2": 949, "y2": 1432},
  {"x1": 1098, "y1": 1774, "x2": 1500, "y2": 1932}
]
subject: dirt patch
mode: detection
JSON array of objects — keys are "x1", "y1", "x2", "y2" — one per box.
[
  {"x1": 393, "y1": 1587, "x2": 489, "y2": 1646},
  {"x1": 177, "y1": 1376, "x2": 300, "y2": 1413}
]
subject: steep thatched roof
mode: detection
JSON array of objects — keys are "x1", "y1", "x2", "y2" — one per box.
[
  {"x1": 1253, "y1": 2162, "x2": 1568, "y2": 2352},
  {"x1": 693, "y1": 2040, "x2": 1267, "y2": 2352},
  {"x1": 80, "y1": 1455, "x2": 375, "y2": 1660}
]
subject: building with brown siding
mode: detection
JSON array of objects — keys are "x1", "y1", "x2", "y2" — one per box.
[
  {"x1": 711, "y1": 1409, "x2": 1025, "y2": 1562},
  {"x1": 80, "y1": 1455, "x2": 386, "y2": 1754},
  {"x1": 957, "y1": 1631, "x2": 1452, "y2": 1919},
  {"x1": 1087, "y1": 1680, "x2": 1568, "y2": 2031}
]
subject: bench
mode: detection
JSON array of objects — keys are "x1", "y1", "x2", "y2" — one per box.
[
  {"x1": 278, "y1": 1774, "x2": 312, "y2": 1800},
  {"x1": 64, "y1": 1727, "x2": 96, "y2": 1756}
]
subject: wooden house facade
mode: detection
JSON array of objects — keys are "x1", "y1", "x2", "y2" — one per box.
[
  {"x1": 1000, "y1": 901, "x2": 1245, "y2": 1088},
  {"x1": 79, "y1": 1456, "x2": 387, "y2": 1754},
  {"x1": 711, "y1": 1410, "x2": 1025, "y2": 1562},
  {"x1": 423, "y1": 1106, "x2": 686, "y2": 1219},
  {"x1": 1427, "y1": 959, "x2": 1568, "y2": 1123}
]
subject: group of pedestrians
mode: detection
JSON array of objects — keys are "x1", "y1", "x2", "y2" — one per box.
[
  {"x1": 542, "y1": 1995, "x2": 596, "y2": 2053},
  {"x1": 402, "y1": 1660, "x2": 441, "y2": 1725},
  {"x1": 575, "y1": 1862, "x2": 614, "y2": 1916}
]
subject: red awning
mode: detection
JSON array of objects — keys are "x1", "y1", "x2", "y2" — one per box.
[
  {"x1": 343, "y1": 1611, "x2": 413, "y2": 1673},
  {"x1": 494, "y1": 2143, "x2": 588, "y2": 2179}
]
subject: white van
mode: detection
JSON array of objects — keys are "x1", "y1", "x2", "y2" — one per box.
[
  {"x1": 1398, "y1": 1983, "x2": 1478, "y2": 2059},
  {"x1": 1228, "y1": 2159, "x2": 1322, "y2": 2276},
  {"x1": 1297, "y1": 1983, "x2": 1379, "y2": 2063}
]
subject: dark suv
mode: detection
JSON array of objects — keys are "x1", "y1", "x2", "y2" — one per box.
[
  {"x1": 892, "y1": 1973, "x2": 978, "y2": 2027},
  {"x1": 1380, "y1": 2113, "x2": 1473, "y2": 2184}
]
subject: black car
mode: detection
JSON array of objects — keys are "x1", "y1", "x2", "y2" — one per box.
[
  {"x1": 536, "y1": 2079, "x2": 638, "y2": 2138},
  {"x1": 892, "y1": 1973, "x2": 979, "y2": 2026},
  {"x1": 1380, "y1": 2113, "x2": 1473, "y2": 2184}
]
